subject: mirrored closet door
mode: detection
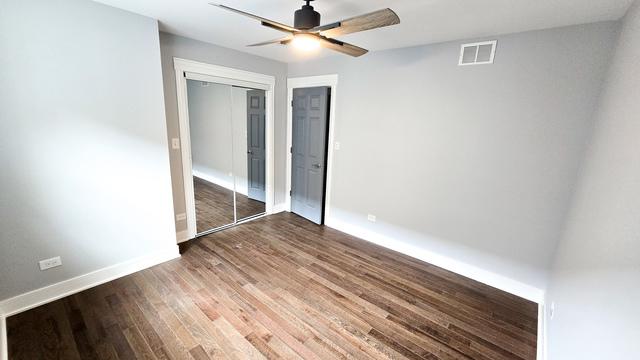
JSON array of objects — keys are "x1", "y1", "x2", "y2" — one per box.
[{"x1": 186, "y1": 78, "x2": 266, "y2": 236}]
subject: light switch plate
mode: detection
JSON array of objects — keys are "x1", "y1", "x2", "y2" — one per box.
[
  {"x1": 367, "y1": 214, "x2": 376, "y2": 222},
  {"x1": 39, "y1": 256, "x2": 62, "y2": 271},
  {"x1": 171, "y1": 138, "x2": 180, "y2": 150}
]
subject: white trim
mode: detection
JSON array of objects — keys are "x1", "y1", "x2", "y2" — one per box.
[
  {"x1": 537, "y1": 302, "x2": 547, "y2": 360},
  {"x1": 285, "y1": 75, "x2": 339, "y2": 222},
  {"x1": 0, "y1": 247, "x2": 179, "y2": 318},
  {"x1": 0, "y1": 315, "x2": 6, "y2": 360},
  {"x1": 458, "y1": 40, "x2": 497, "y2": 66},
  {"x1": 324, "y1": 215, "x2": 545, "y2": 304},
  {"x1": 173, "y1": 58, "x2": 276, "y2": 239},
  {"x1": 175, "y1": 63, "x2": 197, "y2": 239},
  {"x1": 271, "y1": 203, "x2": 288, "y2": 214},
  {"x1": 176, "y1": 230, "x2": 190, "y2": 244},
  {"x1": 0, "y1": 247, "x2": 179, "y2": 360}
]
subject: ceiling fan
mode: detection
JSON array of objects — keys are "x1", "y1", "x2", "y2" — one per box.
[{"x1": 209, "y1": 0, "x2": 400, "y2": 57}]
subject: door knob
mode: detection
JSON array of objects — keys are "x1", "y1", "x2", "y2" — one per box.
[
  {"x1": 312, "y1": 163, "x2": 321, "y2": 169},
  {"x1": 247, "y1": 150, "x2": 253, "y2": 154}
]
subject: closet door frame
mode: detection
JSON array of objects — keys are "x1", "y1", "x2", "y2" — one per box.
[{"x1": 174, "y1": 58, "x2": 275, "y2": 240}]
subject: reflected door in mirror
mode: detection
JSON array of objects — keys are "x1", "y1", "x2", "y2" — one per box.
[{"x1": 234, "y1": 88, "x2": 266, "y2": 221}]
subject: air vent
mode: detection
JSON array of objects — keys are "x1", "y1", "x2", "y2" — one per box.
[{"x1": 458, "y1": 40, "x2": 497, "y2": 66}]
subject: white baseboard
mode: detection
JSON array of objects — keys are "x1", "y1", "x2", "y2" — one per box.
[
  {"x1": 0, "y1": 246, "x2": 180, "y2": 318},
  {"x1": 0, "y1": 246, "x2": 180, "y2": 360},
  {"x1": 192, "y1": 170, "x2": 248, "y2": 196},
  {"x1": 0, "y1": 245, "x2": 180, "y2": 360},
  {"x1": 325, "y1": 215, "x2": 546, "y2": 358},
  {"x1": 325, "y1": 216, "x2": 545, "y2": 304},
  {"x1": 176, "y1": 229, "x2": 190, "y2": 244}
]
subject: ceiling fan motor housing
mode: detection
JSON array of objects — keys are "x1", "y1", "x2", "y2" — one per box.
[{"x1": 294, "y1": 1, "x2": 321, "y2": 29}]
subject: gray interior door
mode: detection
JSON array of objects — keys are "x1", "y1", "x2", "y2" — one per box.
[
  {"x1": 291, "y1": 86, "x2": 330, "y2": 224},
  {"x1": 247, "y1": 90, "x2": 266, "y2": 202}
]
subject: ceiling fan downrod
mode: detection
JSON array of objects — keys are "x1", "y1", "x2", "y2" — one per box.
[{"x1": 294, "y1": 0, "x2": 321, "y2": 29}]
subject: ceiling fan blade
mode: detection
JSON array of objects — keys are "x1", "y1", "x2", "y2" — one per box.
[
  {"x1": 247, "y1": 36, "x2": 294, "y2": 47},
  {"x1": 316, "y1": 36, "x2": 368, "y2": 57},
  {"x1": 313, "y1": 8, "x2": 400, "y2": 38},
  {"x1": 209, "y1": 3, "x2": 298, "y2": 33}
]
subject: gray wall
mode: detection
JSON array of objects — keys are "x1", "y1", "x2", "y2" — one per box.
[
  {"x1": 288, "y1": 22, "x2": 618, "y2": 291},
  {"x1": 187, "y1": 81, "x2": 234, "y2": 189},
  {"x1": 159, "y1": 33, "x2": 288, "y2": 233},
  {"x1": 546, "y1": 2, "x2": 640, "y2": 358},
  {"x1": 186, "y1": 82, "x2": 250, "y2": 195},
  {"x1": 0, "y1": 0, "x2": 176, "y2": 300}
]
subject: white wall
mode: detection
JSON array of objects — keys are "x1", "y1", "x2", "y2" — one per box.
[
  {"x1": 287, "y1": 22, "x2": 618, "y2": 296},
  {"x1": 187, "y1": 80, "x2": 234, "y2": 189},
  {"x1": 546, "y1": 1, "x2": 640, "y2": 358},
  {"x1": 0, "y1": 0, "x2": 176, "y2": 301},
  {"x1": 159, "y1": 33, "x2": 288, "y2": 233}
]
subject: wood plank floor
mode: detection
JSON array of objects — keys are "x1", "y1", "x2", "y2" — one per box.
[
  {"x1": 7, "y1": 213, "x2": 537, "y2": 359},
  {"x1": 194, "y1": 177, "x2": 265, "y2": 232}
]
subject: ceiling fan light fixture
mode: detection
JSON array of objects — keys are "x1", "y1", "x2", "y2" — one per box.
[
  {"x1": 210, "y1": 2, "x2": 400, "y2": 57},
  {"x1": 291, "y1": 33, "x2": 321, "y2": 52}
]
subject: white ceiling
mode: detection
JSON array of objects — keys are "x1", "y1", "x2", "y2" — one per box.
[{"x1": 94, "y1": 0, "x2": 634, "y2": 63}]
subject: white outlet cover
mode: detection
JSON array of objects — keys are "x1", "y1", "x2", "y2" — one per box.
[
  {"x1": 176, "y1": 213, "x2": 187, "y2": 221},
  {"x1": 367, "y1": 214, "x2": 377, "y2": 222},
  {"x1": 334, "y1": 142, "x2": 341, "y2": 150},
  {"x1": 171, "y1": 138, "x2": 180, "y2": 149},
  {"x1": 39, "y1": 256, "x2": 62, "y2": 271}
]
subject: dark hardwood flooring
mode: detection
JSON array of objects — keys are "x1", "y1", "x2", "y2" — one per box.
[
  {"x1": 194, "y1": 177, "x2": 264, "y2": 232},
  {"x1": 7, "y1": 213, "x2": 537, "y2": 359}
]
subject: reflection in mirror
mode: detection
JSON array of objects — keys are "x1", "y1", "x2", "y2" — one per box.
[
  {"x1": 233, "y1": 88, "x2": 266, "y2": 220},
  {"x1": 187, "y1": 80, "x2": 235, "y2": 233}
]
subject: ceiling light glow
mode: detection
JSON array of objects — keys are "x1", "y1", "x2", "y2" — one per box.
[{"x1": 291, "y1": 34, "x2": 320, "y2": 52}]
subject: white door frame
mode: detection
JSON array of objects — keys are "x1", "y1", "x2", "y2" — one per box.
[
  {"x1": 285, "y1": 75, "x2": 339, "y2": 223},
  {"x1": 174, "y1": 58, "x2": 276, "y2": 239}
]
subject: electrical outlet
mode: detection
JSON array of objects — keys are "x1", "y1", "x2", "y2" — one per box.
[
  {"x1": 171, "y1": 138, "x2": 180, "y2": 150},
  {"x1": 176, "y1": 213, "x2": 187, "y2": 221},
  {"x1": 367, "y1": 214, "x2": 377, "y2": 222},
  {"x1": 334, "y1": 142, "x2": 341, "y2": 150},
  {"x1": 39, "y1": 256, "x2": 62, "y2": 271}
]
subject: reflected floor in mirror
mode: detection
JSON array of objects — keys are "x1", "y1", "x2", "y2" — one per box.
[
  {"x1": 194, "y1": 177, "x2": 235, "y2": 232},
  {"x1": 194, "y1": 177, "x2": 265, "y2": 232}
]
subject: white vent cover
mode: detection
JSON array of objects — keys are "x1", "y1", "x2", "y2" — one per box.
[{"x1": 458, "y1": 40, "x2": 497, "y2": 66}]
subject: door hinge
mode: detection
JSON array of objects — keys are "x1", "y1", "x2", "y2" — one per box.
[
  {"x1": 290, "y1": 146, "x2": 293, "y2": 154},
  {"x1": 291, "y1": 100, "x2": 294, "y2": 107},
  {"x1": 289, "y1": 190, "x2": 292, "y2": 196},
  {"x1": 183, "y1": 71, "x2": 186, "y2": 78}
]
